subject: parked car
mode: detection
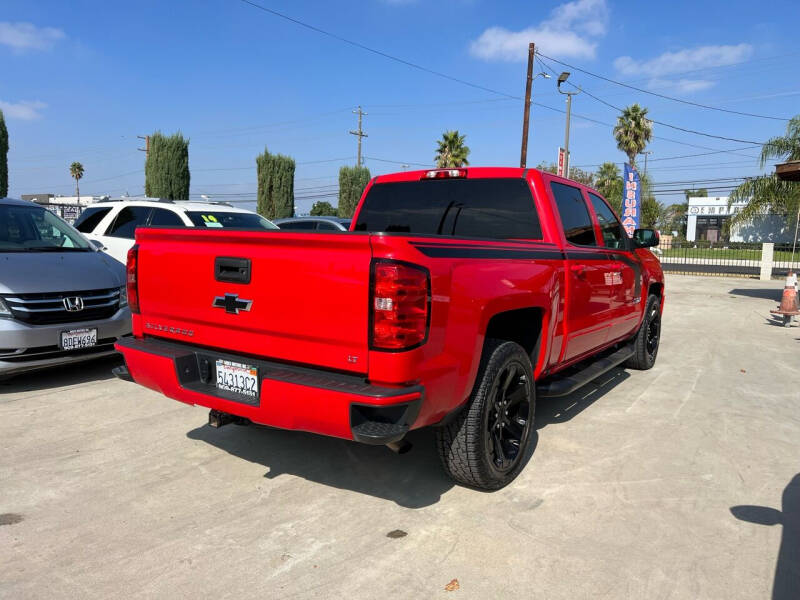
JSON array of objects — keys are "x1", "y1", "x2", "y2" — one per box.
[
  {"x1": 0, "y1": 197, "x2": 131, "y2": 380},
  {"x1": 113, "y1": 167, "x2": 664, "y2": 490},
  {"x1": 73, "y1": 198, "x2": 278, "y2": 264},
  {"x1": 274, "y1": 217, "x2": 351, "y2": 231}
]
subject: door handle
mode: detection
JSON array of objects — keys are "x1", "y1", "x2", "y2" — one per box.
[{"x1": 570, "y1": 264, "x2": 587, "y2": 277}]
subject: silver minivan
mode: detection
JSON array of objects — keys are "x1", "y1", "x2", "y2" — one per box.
[{"x1": 0, "y1": 198, "x2": 131, "y2": 380}]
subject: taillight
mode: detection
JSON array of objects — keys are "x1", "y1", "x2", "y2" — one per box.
[
  {"x1": 422, "y1": 169, "x2": 467, "y2": 180},
  {"x1": 371, "y1": 260, "x2": 430, "y2": 350},
  {"x1": 126, "y1": 244, "x2": 140, "y2": 314}
]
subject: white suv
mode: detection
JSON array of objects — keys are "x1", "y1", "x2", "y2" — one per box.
[{"x1": 73, "y1": 198, "x2": 278, "y2": 264}]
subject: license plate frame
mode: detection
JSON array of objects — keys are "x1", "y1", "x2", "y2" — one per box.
[
  {"x1": 215, "y1": 359, "x2": 259, "y2": 402},
  {"x1": 60, "y1": 328, "x2": 98, "y2": 351}
]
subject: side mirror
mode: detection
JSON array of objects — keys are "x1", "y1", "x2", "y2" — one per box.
[
  {"x1": 633, "y1": 228, "x2": 659, "y2": 248},
  {"x1": 89, "y1": 239, "x2": 106, "y2": 251}
]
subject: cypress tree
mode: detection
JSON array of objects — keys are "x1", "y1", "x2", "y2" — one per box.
[
  {"x1": 256, "y1": 148, "x2": 295, "y2": 219},
  {"x1": 145, "y1": 131, "x2": 190, "y2": 199},
  {"x1": 0, "y1": 109, "x2": 8, "y2": 198},
  {"x1": 338, "y1": 165, "x2": 370, "y2": 218}
]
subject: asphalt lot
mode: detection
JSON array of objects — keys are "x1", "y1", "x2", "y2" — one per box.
[{"x1": 1, "y1": 274, "x2": 799, "y2": 599}]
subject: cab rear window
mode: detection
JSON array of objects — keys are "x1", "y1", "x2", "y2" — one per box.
[{"x1": 353, "y1": 178, "x2": 542, "y2": 240}]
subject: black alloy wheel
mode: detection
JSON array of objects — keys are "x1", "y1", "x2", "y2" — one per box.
[{"x1": 484, "y1": 362, "x2": 532, "y2": 474}]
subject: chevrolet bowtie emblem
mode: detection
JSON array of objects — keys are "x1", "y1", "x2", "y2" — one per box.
[{"x1": 212, "y1": 293, "x2": 253, "y2": 315}]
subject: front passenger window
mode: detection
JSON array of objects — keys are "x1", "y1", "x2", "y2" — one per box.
[
  {"x1": 588, "y1": 193, "x2": 626, "y2": 249},
  {"x1": 550, "y1": 182, "x2": 597, "y2": 246}
]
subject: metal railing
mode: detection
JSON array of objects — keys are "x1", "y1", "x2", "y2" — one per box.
[{"x1": 654, "y1": 238, "x2": 799, "y2": 278}]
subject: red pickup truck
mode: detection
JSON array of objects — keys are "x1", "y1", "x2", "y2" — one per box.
[{"x1": 115, "y1": 167, "x2": 664, "y2": 490}]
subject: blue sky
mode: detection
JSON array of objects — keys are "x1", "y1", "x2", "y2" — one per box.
[{"x1": 2, "y1": 0, "x2": 798, "y2": 212}]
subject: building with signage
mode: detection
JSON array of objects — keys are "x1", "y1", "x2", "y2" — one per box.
[
  {"x1": 21, "y1": 194, "x2": 108, "y2": 223},
  {"x1": 686, "y1": 196, "x2": 792, "y2": 243}
]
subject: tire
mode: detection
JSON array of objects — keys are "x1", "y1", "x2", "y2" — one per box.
[
  {"x1": 625, "y1": 294, "x2": 661, "y2": 370},
  {"x1": 435, "y1": 339, "x2": 536, "y2": 490}
]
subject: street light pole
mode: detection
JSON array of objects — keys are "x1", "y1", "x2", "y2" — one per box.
[{"x1": 557, "y1": 72, "x2": 580, "y2": 178}]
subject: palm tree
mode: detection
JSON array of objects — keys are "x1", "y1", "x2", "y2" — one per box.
[
  {"x1": 435, "y1": 130, "x2": 470, "y2": 168},
  {"x1": 613, "y1": 104, "x2": 653, "y2": 170},
  {"x1": 594, "y1": 161, "x2": 623, "y2": 213},
  {"x1": 729, "y1": 116, "x2": 800, "y2": 232},
  {"x1": 69, "y1": 161, "x2": 84, "y2": 200}
]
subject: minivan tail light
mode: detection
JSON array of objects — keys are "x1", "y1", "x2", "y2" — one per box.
[
  {"x1": 370, "y1": 260, "x2": 430, "y2": 350},
  {"x1": 422, "y1": 169, "x2": 467, "y2": 180},
  {"x1": 126, "y1": 244, "x2": 140, "y2": 314}
]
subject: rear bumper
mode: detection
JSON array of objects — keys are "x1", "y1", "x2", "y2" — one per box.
[{"x1": 114, "y1": 337, "x2": 423, "y2": 444}]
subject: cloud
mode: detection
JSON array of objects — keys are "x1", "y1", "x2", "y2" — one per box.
[
  {"x1": 614, "y1": 44, "x2": 753, "y2": 77},
  {"x1": 613, "y1": 44, "x2": 753, "y2": 95},
  {"x1": 0, "y1": 22, "x2": 65, "y2": 52},
  {"x1": 647, "y1": 78, "x2": 715, "y2": 94},
  {"x1": 469, "y1": 0, "x2": 608, "y2": 61},
  {"x1": 0, "y1": 100, "x2": 47, "y2": 120}
]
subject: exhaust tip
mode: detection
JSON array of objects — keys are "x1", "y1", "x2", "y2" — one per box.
[{"x1": 386, "y1": 439, "x2": 412, "y2": 454}]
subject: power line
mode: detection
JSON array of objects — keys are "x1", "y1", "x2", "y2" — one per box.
[
  {"x1": 536, "y1": 51, "x2": 790, "y2": 121},
  {"x1": 536, "y1": 56, "x2": 763, "y2": 145},
  {"x1": 237, "y1": 0, "x2": 519, "y2": 99},
  {"x1": 529, "y1": 99, "x2": 758, "y2": 156},
  {"x1": 571, "y1": 146, "x2": 761, "y2": 168}
]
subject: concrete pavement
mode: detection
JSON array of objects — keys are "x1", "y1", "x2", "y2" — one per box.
[{"x1": 1, "y1": 274, "x2": 799, "y2": 599}]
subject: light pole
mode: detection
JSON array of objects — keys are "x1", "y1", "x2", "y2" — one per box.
[{"x1": 557, "y1": 71, "x2": 580, "y2": 178}]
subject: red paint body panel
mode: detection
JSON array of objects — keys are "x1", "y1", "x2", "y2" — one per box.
[{"x1": 117, "y1": 167, "x2": 664, "y2": 441}]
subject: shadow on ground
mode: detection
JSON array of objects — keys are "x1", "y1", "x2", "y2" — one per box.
[
  {"x1": 188, "y1": 424, "x2": 453, "y2": 508},
  {"x1": 536, "y1": 368, "x2": 630, "y2": 429},
  {"x1": 187, "y1": 369, "x2": 627, "y2": 507},
  {"x1": 731, "y1": 473, "x2": 800, "y2": 600},
  {"x1": 0, "y1": 355, "x2": 122, "y2": 394},
  {"x1": 729, "y1": 288, "x2": 781, "y2": 301}
]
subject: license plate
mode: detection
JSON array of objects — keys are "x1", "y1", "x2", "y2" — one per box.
[
  {"x1": 60, "y1": 328, "x2": 97, "y2": 351},
  {"x1": 215, "y1": 359, "x2": 259, "y2": 399}
]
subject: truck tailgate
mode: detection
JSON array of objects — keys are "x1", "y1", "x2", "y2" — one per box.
[{"x1": 134, "y1": 228, "x2": 372, "y2": 374}]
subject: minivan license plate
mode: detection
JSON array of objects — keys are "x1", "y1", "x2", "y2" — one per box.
[
  {"x1": 215, "y1": 360, "x2": 259, "y2": 399},
  {"x1": 60, "y1": 328, "x2": 97, "y2": 350}
]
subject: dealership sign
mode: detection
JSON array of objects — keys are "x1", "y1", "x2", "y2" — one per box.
[
  {"x1": 621, "y1": 163, "x2": 640, "y2": 236},
  {"x1": 557, "y1": 147, "x2": 566, "y2": 177}
]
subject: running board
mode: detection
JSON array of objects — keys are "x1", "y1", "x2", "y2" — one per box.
[{"x1": 536, "y1": 344, "x2": 635, "y2": 398}]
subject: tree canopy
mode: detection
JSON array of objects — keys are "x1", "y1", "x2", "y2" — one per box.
[
  {"x1": 145, "y1": 132, "x2": 190, "y2": 200},
  {"x1": 435, "y1": 130, "x2": 470, "y2": 168},
  {"x1": 613, "y1": 104, "x2": 652, "y2": 169},
  {"x1": 729, "y1": 115, "x2": 800, "y2": 229},
  {"x1": 256, "y1": 148, "x2": 295, "y2": 220},
  {"x1": 338, "y1": 165, "x2": 371, "y2": 218},
  {"x1": 310, "y1": 200, "x2": 337, "y2": 216}
]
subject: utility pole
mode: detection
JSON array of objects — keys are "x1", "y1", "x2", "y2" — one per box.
[
  {"x1": 349, "y1": 106, "x2": 368, "y2": 167},
  {"x1": 520, "y1": 43, "x2": 535, "y2": 169},
  {"x1": 640, "y1": 151, "x2": 652, "y2": 177},
  {"x1": 137, "y1": 135, "x2": 150, "y2": 158}
]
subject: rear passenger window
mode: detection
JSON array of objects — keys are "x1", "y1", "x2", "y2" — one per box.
[
  {"x1": 316, "y1": 221, "x2": 340, "y2": 231},
  {"x1": 550, "y1": 182, "x2": 597, "y2": 246},
  {"x1": 106, "y1": 206, "x2": 152, "y2": 239},
  {"x1": 73, "y1": 206, "x2": 112, "y2": 233},
  {"x1": 355, "y1": 178, "x2": 542, "y2": 240},
  {"x1": 149, "y1": 208, "x2": 184, "y2": 227},
  {"x1": 588, "y1": 193, "x2": 627, "y2": 250}
]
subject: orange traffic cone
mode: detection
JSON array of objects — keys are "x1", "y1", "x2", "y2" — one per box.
[{"x1": 771, "y1": 271, "x2": 800, "y2": 327}]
